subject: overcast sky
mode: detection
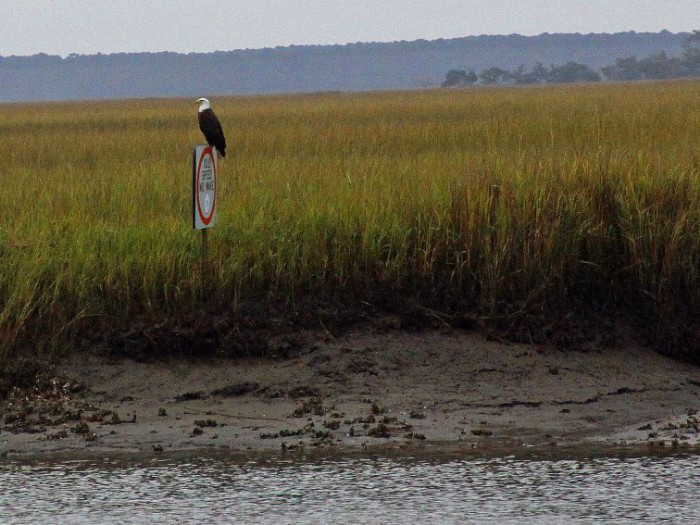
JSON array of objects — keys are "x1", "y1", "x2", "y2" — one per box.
[{"x1": 1, "y1": 0, "x2": 698, "y2": 57}]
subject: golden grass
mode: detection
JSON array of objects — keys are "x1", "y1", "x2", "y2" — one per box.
[{"x1": 1, "y1": 82, "x2": 700, "y2": 355}]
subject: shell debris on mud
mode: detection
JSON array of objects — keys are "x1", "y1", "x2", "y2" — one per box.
[{"x1": 2, "y1": 329, "x2": 700, "y2": 458}]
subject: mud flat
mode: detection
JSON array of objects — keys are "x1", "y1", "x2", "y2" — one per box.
[{"x1": 2, "y1": 328, "x2": 700, "y2": 460}]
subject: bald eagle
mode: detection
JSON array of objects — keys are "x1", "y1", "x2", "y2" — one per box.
[{"x1": 196, "y1": 98, "x2": 226, "y2": 157}]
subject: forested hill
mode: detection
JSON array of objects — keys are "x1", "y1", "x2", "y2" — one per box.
[{"x1": 0, "y1": 31, "x2": 689, "y2": 102}]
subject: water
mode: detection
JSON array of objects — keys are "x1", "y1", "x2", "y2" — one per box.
[{"x1": 1, "y1": 452, "x2": 699, "y2": 524}]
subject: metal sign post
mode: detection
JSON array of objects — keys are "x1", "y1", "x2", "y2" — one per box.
[
  {"x1": 192, "y1": 145, "x2": 217, "y2": 264},
  {"x1": 193, "y1": 145, "x2": 218, "y2": 230}
]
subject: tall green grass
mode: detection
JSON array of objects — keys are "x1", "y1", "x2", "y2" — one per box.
[{"x1": 1, "y1": 82, "x2": 700, "y2": 358}]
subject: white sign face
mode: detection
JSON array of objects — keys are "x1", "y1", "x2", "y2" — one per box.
[{"x1": 192, "y1": 145, "x2": 217, "y2": 229}]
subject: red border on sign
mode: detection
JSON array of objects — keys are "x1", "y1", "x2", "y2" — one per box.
[{"x1": 196, "y1": 146, "x2": 216, "y2": 226}]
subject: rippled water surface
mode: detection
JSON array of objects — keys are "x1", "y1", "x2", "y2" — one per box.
[{"x1": 2, "y1": 452, "x2": 699, "y2": 524}]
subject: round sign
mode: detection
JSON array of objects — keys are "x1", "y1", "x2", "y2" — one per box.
[{"x1": 196, "y1": 146, "x2": 216, "y2": 226}]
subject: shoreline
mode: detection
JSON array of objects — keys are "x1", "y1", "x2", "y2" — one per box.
[
  {"x1": 4, "y1": 441, "x2": 699, "y2": 465},
  {"x1": 2, "y1": 328, "x2": 700, "y2": 462}
]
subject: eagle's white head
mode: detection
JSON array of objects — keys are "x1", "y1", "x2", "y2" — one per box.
[{"x1": 196, "y1": 97, "x2": 210, "y2": 112}]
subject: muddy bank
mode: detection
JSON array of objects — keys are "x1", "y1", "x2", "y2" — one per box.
[{"x1": 2, "y1": 328, "x2": 700, "y2": 460}]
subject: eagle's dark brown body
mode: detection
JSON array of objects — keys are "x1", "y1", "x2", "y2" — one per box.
[{"x1": 198, "y1": 108, "x2": 227, "y2": 157}]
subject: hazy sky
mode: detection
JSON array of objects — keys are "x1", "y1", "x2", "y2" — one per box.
[{"x1": 1, "y1": 0, "x2": 698, "y2": 57}]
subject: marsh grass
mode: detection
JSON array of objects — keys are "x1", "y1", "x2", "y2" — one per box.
[{"x1": 1, "y1": 82, "x2": 700, "y2": 362}]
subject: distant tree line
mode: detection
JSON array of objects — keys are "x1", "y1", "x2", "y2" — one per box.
[
  {"x1": 442, "y1": 61, "x2": 600, "y2": 86},
  {"x1": 602, "y1": 30, "x2": 700, "y2": 81},
  {"x1": 0, "y1": 31, "x2": 693, "y2": 102},
  {"x1": 443, "y1": 30, "x2": 700, "y2": 87}
]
